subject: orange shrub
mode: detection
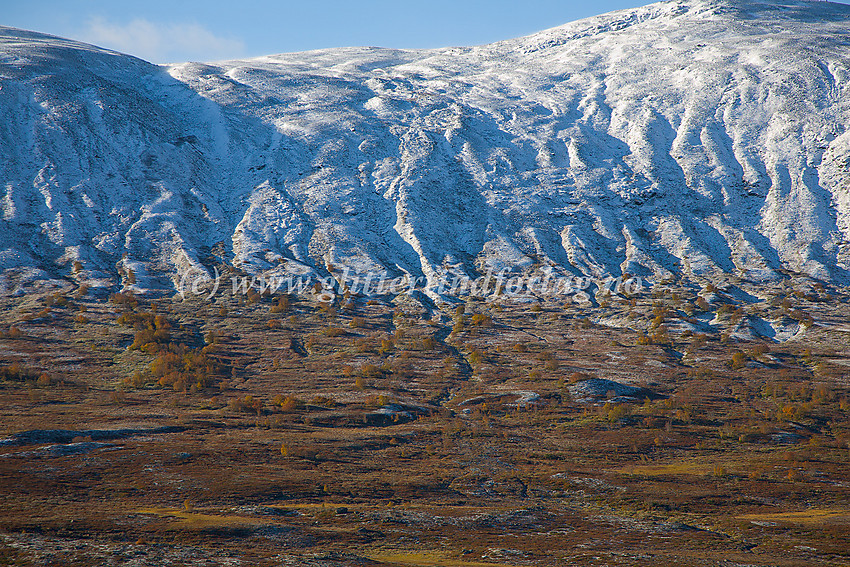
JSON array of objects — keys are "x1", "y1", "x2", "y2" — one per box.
[
  {"x1": 270, "y1": 295, "x2": 290, "y2": 313},
  {"x1": 229, "y1": 394, "x2": 263, "y2": 415}
]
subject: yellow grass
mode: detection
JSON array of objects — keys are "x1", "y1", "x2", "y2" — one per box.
[
  {"x1": 619, "y1": 459, "x2": 737, "y2": 476},
  {"x1": 623, "y1": 462, "x2": 713, "y2": 476},
  {"x1": 736, "y1": 509, "x2": 849, "y2": 526},
  {"x1": 616, "y1": 454, "x2": 773, "y2": 477},
  {"x1": 367, "y1": 550, "x2": 520, "y2": 567},
  {"x1": 137, "y1": 507, "x2": 276, "y2": 529},
  {"x1": 266, "y1": 502, "x2": 499, "y2": 516}
]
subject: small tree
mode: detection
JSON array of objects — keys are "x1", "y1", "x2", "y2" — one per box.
[
  {"x1": 730, "y1": 351, "x2": 747, "y2": 369},
  {"x1": 270, "y1": 295, "x2": 290, "y2": 313},
  {"x1": 468, "y1": 350, "x2": 484, "y2": 365}
]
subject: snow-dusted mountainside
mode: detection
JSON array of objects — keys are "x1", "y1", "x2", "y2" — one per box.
[{"x1": 2, "y1": 0, "x2": 850, "y2": 296}]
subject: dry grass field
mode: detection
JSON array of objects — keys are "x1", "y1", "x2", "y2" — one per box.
[{"x1": 0, "y1": 276, "x2": 849, "y2": 566}]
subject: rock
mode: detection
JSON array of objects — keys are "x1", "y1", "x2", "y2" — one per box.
[{"x1": 568, "y1": 378, "x2": 664, "y2": 404}]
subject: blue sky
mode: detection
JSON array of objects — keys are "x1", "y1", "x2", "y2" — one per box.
[
  {"x1": 4, "y1": 1, "x2": 850, "y2": 63},
  {"x1": 0, "y1": 0, "x2": 706, "y2": 63}
]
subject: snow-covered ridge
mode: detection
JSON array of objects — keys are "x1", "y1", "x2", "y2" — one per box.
[{"x1": 1, "y1": 0, "x2": 850, "y2": 295}]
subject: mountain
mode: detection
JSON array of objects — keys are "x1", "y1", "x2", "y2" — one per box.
[{"x1": 2, "y1": 0, "x2": 850, "y2": 298}]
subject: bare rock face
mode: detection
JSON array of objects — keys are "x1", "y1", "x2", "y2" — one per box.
[
  {"x1": 2, "y1": 0, "x2": 850, "y2": 296},
  {"x1": 568, "y1": 378, "x2": 663, "y2": 404}
]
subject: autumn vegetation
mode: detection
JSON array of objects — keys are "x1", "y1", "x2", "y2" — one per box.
[{"x1": 0, "y1": 277, "x2": 848, "y2": 565}]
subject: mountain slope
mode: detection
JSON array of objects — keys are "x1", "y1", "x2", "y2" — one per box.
[{"x1": 2, "y1": 0, "x2": 850, "y2": 296}]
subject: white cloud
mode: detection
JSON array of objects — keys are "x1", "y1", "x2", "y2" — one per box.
[{"x1": 80, "y1": 17, "x2": 245, "y2": 63}]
